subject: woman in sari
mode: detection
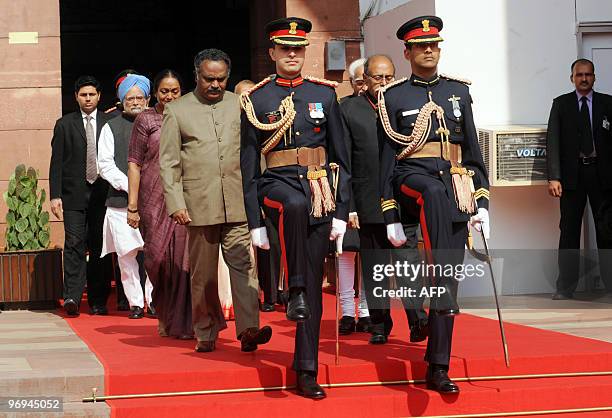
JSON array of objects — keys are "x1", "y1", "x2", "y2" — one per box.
[{"x1": 127, "y1": 69, "x2": 193, "y2": 339}]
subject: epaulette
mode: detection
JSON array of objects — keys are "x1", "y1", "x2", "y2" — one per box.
[
  {"x1": 304, "y1": 75, "x2": 338, "y2": 88},
  {"x1": 378, "y1": 77, "x2": 408, "y2": 95},
  {"x1": 243, "y1": 75, "x2": 273, "y2": 96},
  {"x1": 440, "y1": 73, "x2": 472, "y2": 85}
]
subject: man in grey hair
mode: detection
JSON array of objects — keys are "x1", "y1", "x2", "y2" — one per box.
[{"x1": 341, "y1": 57, "x2": 367, "y2": 102}]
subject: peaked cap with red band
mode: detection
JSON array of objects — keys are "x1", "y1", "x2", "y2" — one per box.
[
  {"x1": 265, "y1": 17, "x2": 312, "y2": 46},
  {"x1": 396, "y1": 15, "x2": 444, "y2": 44}
]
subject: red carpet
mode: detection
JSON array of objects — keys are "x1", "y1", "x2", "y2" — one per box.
[{"x1": 63, "y1": 294, "x2": 612, "y2": 417}]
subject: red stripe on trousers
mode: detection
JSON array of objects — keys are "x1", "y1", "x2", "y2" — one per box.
[
  {"x1": 263, "y1": 197, "x2": 289, "y2": 290},
  {"x1": 400, "y1": 184, "x2": 432, "y2": 251}
]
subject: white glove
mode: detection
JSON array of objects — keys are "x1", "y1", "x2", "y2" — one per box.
[
  {"x1": 250, "y1": 227, "x2": 270, "y2": 250},
  {"x1": 329, "y1": 218, "x2": 347, "y2": 254},
  {"x1": 386, "y1": 223, "x2": 407, "y2": 247},
  {"x1": 470, "y1": 208, "x2": 490, "y2": 240}
]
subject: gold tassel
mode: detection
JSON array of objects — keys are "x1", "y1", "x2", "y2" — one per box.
[
  {"x1": 309, "y1": 178, "x2": 323, "y2": 218},
  {"x1": 307, "y1": 167, "x2": 336, "y2": 218},
  {"x1": 319, "y1": 176, "x2": 336, "y2": 215},
  {"x1": 450, "y1": 166, "x2": 475, "y2": 214}
]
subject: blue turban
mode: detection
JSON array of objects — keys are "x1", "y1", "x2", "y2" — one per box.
[{"x1": 117, "y1": 74, "x2": 151, "y2": 102}]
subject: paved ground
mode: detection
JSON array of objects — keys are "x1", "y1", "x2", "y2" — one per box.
[{"x1": 0, "y1": 292, "x2": 610, "y2": 417}]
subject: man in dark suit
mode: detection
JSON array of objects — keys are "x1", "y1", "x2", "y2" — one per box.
[
  {"x1": 49, "y1": 76, "x2": 112, "y2": 316},
  {"x1": 341, "y1": 54, "x2": 429, "y2": 344},
  {"x1": 547, "y1": 58, "x2": 612, "y2": 299}
]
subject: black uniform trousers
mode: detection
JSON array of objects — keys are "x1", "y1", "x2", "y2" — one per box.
[
  {"x1": 62, "y1": 179, "x2": 112, "y2": 308},
  {"x1": 360, "y1": 224, "x2": 427, "y2": 336},
  {"x1": 260, "y1": 180, "x2": 329, "y2": 373},
  {"x1": 396, "y1": 172, "x2": 469, "y2": 366},
  {"x1": 257, "y1": 218, "x2": 281, "y2": 304},
  {"x1": 557, "y1": 162, "x2": 612, "y2": 295}
]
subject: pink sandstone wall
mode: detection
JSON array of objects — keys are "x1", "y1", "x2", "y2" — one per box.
[{"x1": 0, "y1": 0, "x2": 63, "y2": 248}]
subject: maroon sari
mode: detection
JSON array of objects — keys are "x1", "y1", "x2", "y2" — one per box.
[{"x1": 128, "y1": 107, "x2": 192, "y2": 337}]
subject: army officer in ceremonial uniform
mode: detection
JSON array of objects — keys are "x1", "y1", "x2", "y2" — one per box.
[
  {"x1": 240, "y1": 17, "x2": 350, "y2": 399},
  {"x1": 377, "y1": 16, "x2": 490, "y2": 393}
]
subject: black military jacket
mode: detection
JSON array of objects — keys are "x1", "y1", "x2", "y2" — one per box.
[
  {"x1": 240, "y1": 75, "x2": 351, "y2": 229},
  {"x1": 378, "y1": 74, "x2": 489, "y2": 224}
]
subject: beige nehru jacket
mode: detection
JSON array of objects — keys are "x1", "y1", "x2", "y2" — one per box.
[{"x1": 159, "y1": 90, "x2": 247, "y2": 226}]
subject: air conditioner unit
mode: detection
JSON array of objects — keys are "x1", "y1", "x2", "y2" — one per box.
[{"x1": 477, "y1": 125, "x2": 548, "y2": 187}]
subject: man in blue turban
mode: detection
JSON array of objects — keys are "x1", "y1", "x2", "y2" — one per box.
[{"x1": 98, "y1": 74, "x2": 154, "y2": 319}]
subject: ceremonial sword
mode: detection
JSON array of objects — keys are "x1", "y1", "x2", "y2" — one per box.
[{"x1": 468, "y1": 225, "x2": 510, "y2": 368}]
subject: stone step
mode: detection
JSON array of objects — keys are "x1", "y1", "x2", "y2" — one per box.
[{"x1": 0, "y1": 310, "x2": 105, "y2": 403}]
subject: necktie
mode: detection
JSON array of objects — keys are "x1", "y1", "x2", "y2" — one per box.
[
  {"x1": 579, "y1": 96, "x2": 593, "y2": 156},
  {"x1": 85, "y1": 115, "x2": 97, "y2": 183}
]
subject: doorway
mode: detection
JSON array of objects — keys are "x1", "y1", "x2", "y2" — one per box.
[
  {"x1": 579, "y1": 27, "x2": 612, "y2": 290},
  {"x1": 59, "y1": 0, "x2": 257, "y2": 114}
]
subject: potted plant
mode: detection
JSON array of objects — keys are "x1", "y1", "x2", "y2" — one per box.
[{"x1": 1, "y1": 164, "x2": 62, "y2": 310}]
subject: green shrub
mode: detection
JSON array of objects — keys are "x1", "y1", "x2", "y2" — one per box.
[{"x1": 3, "y1": 164, "x2": 51, "y2": 251}]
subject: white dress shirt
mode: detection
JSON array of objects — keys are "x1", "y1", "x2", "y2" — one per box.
[
  {"x1": 82, "y1": 108, "x2": 99, "y2": 175},
  {"x1": 81, "y1": 108, "x2": 98, "y2": 133}
]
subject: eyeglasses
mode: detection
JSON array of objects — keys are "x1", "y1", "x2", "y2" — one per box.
[
  {"x1": 125, "y1": 95, "x2": 146, "y2": 103},
  {"x1": 366, "y1": 74, "x2": 395, "y2": 83}
]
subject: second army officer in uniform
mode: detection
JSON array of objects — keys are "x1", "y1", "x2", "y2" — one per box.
[
  {"x1": 377, "y1": 16, "x2": 490, "y2": 393},
  {"x1": 240, "y1": 17, "x2": 350, "y2": 399}
]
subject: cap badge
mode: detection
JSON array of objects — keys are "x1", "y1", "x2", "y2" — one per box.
[
  {"x1": 289, "y1": 22, "x2": 298, "y2": 34},
  {"x1": 422, "y1": 19, "x2": 430, "y2": 32}
]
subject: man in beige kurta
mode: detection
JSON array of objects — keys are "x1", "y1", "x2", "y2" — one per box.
[{"x1": 159, "y1": 48, "x2": 271, "y2": 353}]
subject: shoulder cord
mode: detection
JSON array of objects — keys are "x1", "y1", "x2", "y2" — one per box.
[
  {"x1": 378, "y1": 89, "x2": 451, "y2": 160},
  {"x1": 240, "y1": 91, "x2": 296, "y2": 155}
]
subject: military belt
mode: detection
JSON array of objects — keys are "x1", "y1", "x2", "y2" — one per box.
[
  {"x1": 405, "y1": 141, "x2": 462, "y2": 162},
  {"x1": 266, "y1": 146, "x2": 327, "y2": 168}
]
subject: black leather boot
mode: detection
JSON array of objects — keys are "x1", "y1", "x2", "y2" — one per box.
[
  {"x1": 286, "y1": 288, "x2": 310, "y2": 322},
  {"x1": 296, "y1": 371, "x2": 326, "y2": 399},
  {"x1": 426, "y1": 364, "x2": 459, "y2": 393}
]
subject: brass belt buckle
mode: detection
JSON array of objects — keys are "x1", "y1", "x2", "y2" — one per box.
[{"x1": 297, "y1": 147, "x2": 309, "y2": 166}]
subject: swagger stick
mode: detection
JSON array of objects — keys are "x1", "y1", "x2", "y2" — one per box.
[
  {"x1": 479, "y1": 229, "x2": 510, "y2": 367},
  {"x1": 330, "y1": 163, "x2": 341, "y2": 365},
  {"x1": 335, "y1": 248, "x2": 341, "y2": 366},
  {"x1": 469, "y1": 225, "x2": 510, "y2": 368}
]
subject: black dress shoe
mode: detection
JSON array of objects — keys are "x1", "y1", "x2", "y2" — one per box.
[
  {"x1": 240, "y1": 326, "x2": 273, "y2": 352},
  {"x1": 426, "y1": 365, "x2": 460, "y2": 393},
  {"x1": 277, "y1": 290, "x2": 289, "y2": 308},
  {"x1": 64, "y1": 299, "x2": 79, "y2": 317},
  {"x1": 339, "y1": 316, "x2": 356, "y2": 335},
  {"x1": 356, "y1": 316, "x2": 372, "y2": 333},
  {"x1": 128, "y1": 306, "x2": 144, "y2": 319},
  {"x1": 117, "y1": 300, "x2": 130, "y2": 311},
  {"x1": 195, "y1": 340, "x2": 216, "y2": 352},
  {"x1": 409, "y1": 319, "x2": 429, "y2": 343},
  {"x1": 286, "y1": 288, "x2": 311, "y2": 322},
  {"x1": 369, "y1": 333, "x2": 388, "y2": 344},
  {"x1": 260, "y1": 302, "x2": 275, "y2": 312},
  {"x1": 146, "y1": 305, "x2": 157, "y2": 318},
  {"x1": 435, "y1": 308, "x2": 460, "y2": 316},
  {"x1": 552, "y1": 292, "x2": 573, "y2": 300},
  {"x1": 89, "y1": 305, "x2": 108, "y2": 316},
  {"x1": 296, "y1": 371, "x2": 326, "y2": 399},
  {"x1": 176, "y1": 334, "x2": 194, "y2": 340}
]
